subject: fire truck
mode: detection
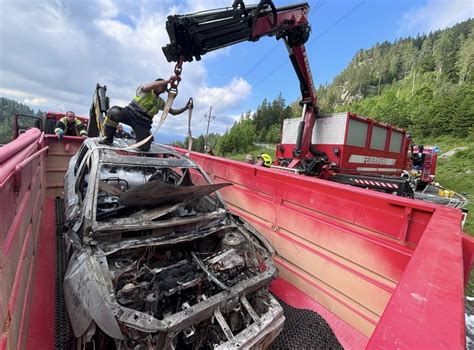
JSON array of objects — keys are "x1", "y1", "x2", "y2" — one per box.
[
  {"x1": 276, "y1": 112, "x2": 413, "y2": 194},
  {"x1": 277, "y1": 112, "x2": 470, "y2": 213}
]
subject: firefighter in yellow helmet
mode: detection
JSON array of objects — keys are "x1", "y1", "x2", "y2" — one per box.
[{"x1": 256, "y1": 153, "x2": 272, "y2": 167}]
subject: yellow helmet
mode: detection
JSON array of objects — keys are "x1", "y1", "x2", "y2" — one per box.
[{"x1": 260, "y1": 153, "x2": 272, "y2": 167}]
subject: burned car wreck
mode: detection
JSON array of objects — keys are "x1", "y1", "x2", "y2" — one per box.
[{"x1": 62, "y1": 138, "x2": 284, "y2": 349}]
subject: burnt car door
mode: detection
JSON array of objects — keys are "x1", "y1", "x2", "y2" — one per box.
[{"x1": 64, "y1": 143, "x2": 101, "y2": 233}]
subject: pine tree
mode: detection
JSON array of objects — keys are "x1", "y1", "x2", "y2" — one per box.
[
  {"x1": 418, "y1": 36, "x2": 436, "y2": 73},
  {"x1": 434, "y1": 31, "x2": 458, "y2": 81},
  {"x1": 457, "y1": 30, "x2": 474, "y2": 84}
]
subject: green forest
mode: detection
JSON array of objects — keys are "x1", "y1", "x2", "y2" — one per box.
[
  {"x1": 326, "y1": 18, "x2": 474, "y2": 139},
  {"x1": 0, "y1": 98, "x2": 44, "y2": 144}
]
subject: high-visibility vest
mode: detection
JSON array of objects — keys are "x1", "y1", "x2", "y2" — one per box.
[{"x1": 132, "y1": 86, "x2": 165, "y2": 118}]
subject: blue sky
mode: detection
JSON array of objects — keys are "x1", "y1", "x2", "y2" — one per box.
[
  {"x1": 0, "y1": 0, "x2": 472, "y2": 140},
  {"x1": 217, "y1": 0, "x2": 473, "y2": 110}
]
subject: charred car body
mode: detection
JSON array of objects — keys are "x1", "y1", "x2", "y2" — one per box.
[{"x1": 63, "y1": 139, "x2": 284, "y2": 349}]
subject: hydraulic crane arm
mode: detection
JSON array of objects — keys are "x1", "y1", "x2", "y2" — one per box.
[
  {"x1": 162, "y1": 1, "x2": 316, "y2": 106},
  {"x1": 162, "y1": 1, "x2": 318, "y2": 162}
]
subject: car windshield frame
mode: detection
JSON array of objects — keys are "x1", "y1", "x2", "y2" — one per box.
[{"x1": 88, "y1": 148, "x2": 228, "y2": 234}]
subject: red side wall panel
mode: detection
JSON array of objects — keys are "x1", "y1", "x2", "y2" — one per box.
[
  {"x1": 182, "y1": 150, "x2": 471, "y2": 348},
  {"x1": 0, "y1": 129, "x2": 47, "y2": 350}
]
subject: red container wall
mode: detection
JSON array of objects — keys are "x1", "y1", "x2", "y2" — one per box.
[
  {"x1": 0, "y1": 129, "x2": 46, "y2": 349},
  {"x1": 184, "y1": 150, "x2": 470, "y2": 347},
  {"x1": 43, "y1": 135, "x2": 84, "y2": 197}
]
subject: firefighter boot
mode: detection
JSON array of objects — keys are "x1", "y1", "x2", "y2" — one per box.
[{"x1": 99, "y1": 125, "x2": 116, "y2": 146}]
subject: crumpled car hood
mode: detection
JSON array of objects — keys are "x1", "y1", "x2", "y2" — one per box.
[{"x1": 64, "y1": 250, "x2": 122, "y2": 339}]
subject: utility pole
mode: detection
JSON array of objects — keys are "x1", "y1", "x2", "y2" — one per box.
[{"x1": 204, "y1": 106, "x2": 215, "y2": 151}]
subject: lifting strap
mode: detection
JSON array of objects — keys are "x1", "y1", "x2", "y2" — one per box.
[
  {"x1": 186, "y1": 98, "x2": 193, "y2": 158},
  {"x1": 93, "y1": 89, "x2": 105, "y2": 136}
]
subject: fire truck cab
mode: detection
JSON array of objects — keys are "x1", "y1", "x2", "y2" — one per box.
[{"x1": 408, "y1": 144, "x2": 438, "y2": 187}]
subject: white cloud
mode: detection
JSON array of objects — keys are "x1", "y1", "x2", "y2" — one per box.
[
  {"x1": 185, "y1": 0, "x2": 233, "y2": 13},
  {"x1": 195, "y1": 77, "x2": 252, "y2": 115},
  {"x1": 150, "y1": 76, "x2": 252, "y2": 137},
  {"x1": 0, "y1": 88, "x2": 48, "y2": 107},
  {"x1": 399, "y1": 0, "x2": 474, "y2": 35},
  {"x1": 23, "y1": 98, "x2": 48, "y2": 106},
  {"x1": 95, "y1": 19, "x2": 135, "y2": 45},
  {"x1": 0, "y1": 88, "x2": 30, "y2": 99},
  {"x1": 97, "y1": 0, "x2": 119, "y2": 18},
  {"x1": 0, "y1": 0, "x2": 251, "y2": 136}
]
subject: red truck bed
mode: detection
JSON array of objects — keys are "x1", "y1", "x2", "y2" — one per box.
[{"x1": 1, "y1": 129, "x2": 472, "y2": 349}]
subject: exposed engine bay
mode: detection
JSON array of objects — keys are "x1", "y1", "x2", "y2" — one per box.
[
  {"x1": 63, "y1": 219, "x2": 283, "y2": 349},
  {"x1": 105, "y1": 229, "x2": 280, "y2": 349}
]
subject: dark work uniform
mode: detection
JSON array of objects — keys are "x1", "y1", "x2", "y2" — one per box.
[
  {"x1": 102, "y1": 85, "x2": 165, "y2": 151},
  {"x1": 115, "y1": 130, "x2": 131, "y2": 139},
  {"x1": 54, "y1": 117, "x2": 87, "y2": 136}
]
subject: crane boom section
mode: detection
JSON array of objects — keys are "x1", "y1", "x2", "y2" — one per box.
[{"x1": 162, "y1": 1, "x2": 316, "y2": 107}]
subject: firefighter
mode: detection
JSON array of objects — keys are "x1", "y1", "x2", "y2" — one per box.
[
  {"x1": 256, "y1": 153, "x2": 272, "y2": 167},
  {"x1": 54, "y1": 111, "x2": 87, "y2": 140},
  {"x1": 115, "y1": 123, "x2": 131, "y2": 139},
  {"x1": 205, "y1": 145, "x2": 215, "y2": 155},
  {"x1": 245, "y1": 154, "x2": 255, "y2": 164},
  {"x1": 99, "y1": 76, "x2": 192, "y2": 151}
]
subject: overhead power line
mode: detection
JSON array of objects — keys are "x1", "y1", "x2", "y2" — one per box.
[{"x1": 309, "y1": 0, "x2": 365, "y2": 44}]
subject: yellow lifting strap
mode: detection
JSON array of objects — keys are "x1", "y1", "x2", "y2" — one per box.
[
  {"x1": 93, "y1": 90, "x2": 105, "y2": 136},
  {"x1": 186, "y1": 98, "x2": 193, "y2": 158}
]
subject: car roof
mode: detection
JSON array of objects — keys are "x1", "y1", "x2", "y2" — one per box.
[
  {"x1": 83, "y1": 138, "x2": 196, "y2": 167},
  {"x1": 84, "y1": 137, "x2": 181, "y2": 155}
]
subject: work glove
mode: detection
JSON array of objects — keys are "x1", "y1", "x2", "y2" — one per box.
[{"x1": 56, "y1": 129, "x2": 64, "y2": 141}]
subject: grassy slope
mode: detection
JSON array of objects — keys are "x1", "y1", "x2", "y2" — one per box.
[{"x1": 420, "y1": 136, "x2": 473, "y2": 235}]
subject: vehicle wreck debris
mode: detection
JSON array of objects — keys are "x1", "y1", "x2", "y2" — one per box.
[
  {"x1": 62, "y1": 139, "x2": 284, "y2": 349},
  {"x1": 99, "y1": 180, "x2": 232, "y2": 207}
]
